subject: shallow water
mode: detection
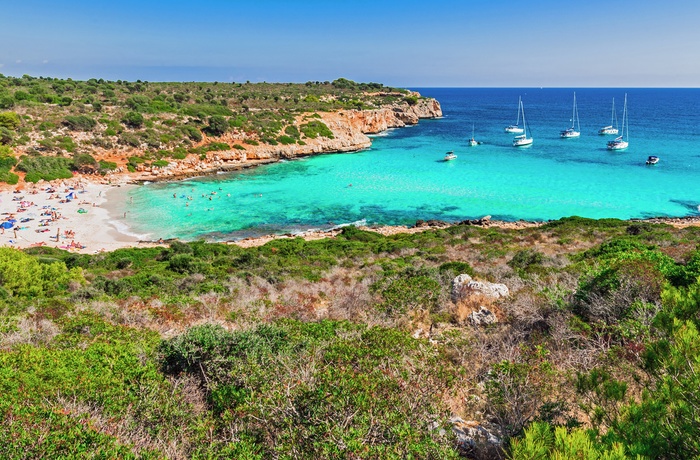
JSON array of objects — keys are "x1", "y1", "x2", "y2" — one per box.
[{"x1": 119, "y1": 88, "x2": 700, "y2": 241}]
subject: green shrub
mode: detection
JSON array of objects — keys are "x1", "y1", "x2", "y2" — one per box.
[
  {"x1": 277, "y1": 135, "x2": 295, "y2": 145},
  {"x1": 206, "y1": 115, "x2": 228, "y2": 136},
  {"x1": 0, "y1": 169, "x2": 19, "y2": 184},
  {"x1": 121, "y1": 111, "x2": 144, "y2": 128},
  {"x1": 16, "y1": 155, "x2": 74, "y2": 182},
  {"x1": 63, "y1": 115, "x2": 96, "y2": 131},
  {"x1": 0, "y1": 111, "x2": 21, "y2": 130},
  {"x1": 0, "y1": 247, "x2": 83, "y2": 297},
  {"x1": 438, "y1": 261, "x2": 475, "y2": 277},
  {"x1": 180, "y1": 125, "x2": 202, "y2": 142},
  {"x1": 300, "y1": 120, "x2": 334, "y2": 139}
]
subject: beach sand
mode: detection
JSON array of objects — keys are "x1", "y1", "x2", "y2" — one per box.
[
  {"x1": 2, "y1": 177, "x2": 700, "y2": 254},
  {"x1": 0, "y1": 179, "x2": 155, "y2": 254}
]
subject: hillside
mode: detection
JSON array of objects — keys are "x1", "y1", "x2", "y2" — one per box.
[
  {"x1": 2, "y1": 217, "x2": 700, "y2": 458},
  {"x1": 0, "y1": 75, "x2": 441, "y2": 185}
]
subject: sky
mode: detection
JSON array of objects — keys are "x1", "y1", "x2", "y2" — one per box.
[{"x1": 1, "y1": 0, "x2": 699, "y2": 87}]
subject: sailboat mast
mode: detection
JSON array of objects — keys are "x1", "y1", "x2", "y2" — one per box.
[{"x1": 516, "y1": 96, "x2": 521, "y2": 125}]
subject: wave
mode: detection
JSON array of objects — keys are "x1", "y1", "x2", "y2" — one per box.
[{"x1": 108, "y1": 219, "x2": 152, "y2": 241}]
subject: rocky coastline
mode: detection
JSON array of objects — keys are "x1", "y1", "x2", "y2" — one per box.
[{"x1": 118, "y1": 97, "x2": 442, "y2": 183}]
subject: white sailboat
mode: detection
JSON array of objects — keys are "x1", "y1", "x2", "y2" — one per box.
[
  {"x1": 513, "y1": 98, "x2": 533, "y2": 147},
  {"x1": 599, "y1": 98, "x2": 619, "y2": 135},
  {"x1": 607, "y1": 94, "x2": 628, "y2": 150},
  {"x1": 505, "y1": 96, "x2": 525, "y2": 133},
  {"x1": 468, "y1": 123, "x2": 478, "y2": 146},
  {"x1": 560, "y1": 92, "x2": 581, "y2": 138}
]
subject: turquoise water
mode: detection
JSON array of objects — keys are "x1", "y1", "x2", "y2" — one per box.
[{"x1": 120, "y1": 88, "x2": 700, "y2": 241}]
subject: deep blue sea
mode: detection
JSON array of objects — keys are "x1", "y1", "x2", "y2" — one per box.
[{"x1": 117, "y1": 88, "x2": 700, "y2": 241}]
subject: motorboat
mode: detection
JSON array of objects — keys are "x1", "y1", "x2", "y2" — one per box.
[
  {"x1": 444, "y1": 151, "x2": 457, "y2": 161},
  {"x1": 646, "y1": 155, "x2": 659, "y2": 165}
]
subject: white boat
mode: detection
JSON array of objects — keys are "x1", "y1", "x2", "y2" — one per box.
[
  {"x1": 560, "y1": 92, "x2": 581, "y2": 138},
  {"x1": 646, "y1": 155, "x2": 659, "y2": 165},
  {"x1": 607, "y1": 94, "x2": 628, "y2": 150},
  {"x1": 468, "y1": 123, "x2": 478, "y2": 146},
  {"x1": 505, "y1": 96, "x2": 525, "y2": 133},
  {"x1": 599, "y1": 98, "x2": 619, "y2": 135},
  {"x1": 444, "y1": 151, "x2": 457, "y2": 161},
  {"x1": 513, "y1": 98, "x2": 533, "y2": 147}
]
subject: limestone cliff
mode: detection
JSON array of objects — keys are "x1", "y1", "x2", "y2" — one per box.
[{"x1": 127, "y1": 96, "x2": 442, "y2": 181}]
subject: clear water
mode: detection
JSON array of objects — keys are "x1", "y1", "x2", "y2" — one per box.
[{"x1": 120, "y1": 88, "x2": 700, "y2": 241}]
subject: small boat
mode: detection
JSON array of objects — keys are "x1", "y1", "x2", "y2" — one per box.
[
  {"x1": 646, "y1": 155, "x2": 659, "y2": 165},
  {"x1": 560, "y1": 92, "x2": 581, "y2": 138},
  {"x1": 505, "y1": 96, "x2": 525, "y2": 133},
  {"x1": 607, "y1": 94, "x2": 629, "y2": 150},
  {"x1": 513, "y1": 98, "x2": 533, "y2": 147},
  {"x1": 468, "y1": 123, "x2": 478, "y2": 146},
  {"x1": 444, "y1": 151, "x2": 457, "y2": 161},
  {"x1": 599, "y1": 98, "x2": 619, "y2": 135}
]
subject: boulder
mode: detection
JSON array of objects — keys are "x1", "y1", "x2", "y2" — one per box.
[
  {"x1": 451, "y1": 274, "x2": 509, "y2": 303},
  {"x1": 468, "y1": 306, "x2": 498, "y2": 326},
  {"x1": 450, "y1": 417, "x2": 502, "y2": 456}
]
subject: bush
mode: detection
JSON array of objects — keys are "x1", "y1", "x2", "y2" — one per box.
[
  {"x1": 63, "y1": 115, "x2": 97, "y2": 131},
  {"x1": 206, "y1": 115, "x2": 228, "y2": 136},
  {"x1": 180, "y1": 125, "x2": 202, "y2": 142},
  {"x1": 0, "y1": 111, "x2": 21, "y2": 130},
  {"x1": 16, "y1": 155, "x2": 74, "y2": 182},
  {"x1": 121, "y1": 111, "x2": 144, "y2": 128},
  {"x1": 0, "y1": 170, "x2": 19, "y2": 184},
  {"x1": 300, "y1": 120, "x2": 334, "y2": 139},
  {"x1": 0, "y1": 247, "x2": 83, "y2": 297},
  {"x1": 72, "y1": 153, "x2": 97, "y2": 170}
]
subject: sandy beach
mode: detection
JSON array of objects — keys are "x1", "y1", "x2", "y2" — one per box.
[
  {"x1": 3, "y1": 176, "x2": 700, "y2": 254},
  {"x1": 0, "y1": 178, "x2": 150, "y2": 254}
]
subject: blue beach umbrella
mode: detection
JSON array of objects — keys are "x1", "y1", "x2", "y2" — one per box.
[{"x1": 0, "y1": 221, "x2": 14, "y2": 229}]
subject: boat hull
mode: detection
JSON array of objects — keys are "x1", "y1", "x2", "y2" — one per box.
[
  {"x1": 607, "y1": 141, "x2": 628, "y2": 150},
  {"x1": 598, "y1": 126, "x2": 618, "y2": 135},
  {"x1": 560, "y1": 130, "x2": 580, "y2": 138},
  {"x1": 505, "y1": 126, "x2": 524, "y2": 134},
  {"x1": 513, "y1": 137, "x2": 533, "y2": 147}
]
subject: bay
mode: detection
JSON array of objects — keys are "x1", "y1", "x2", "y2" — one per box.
[{"x1": 119, "y1": 88, "x2": 700, "y2": 241}]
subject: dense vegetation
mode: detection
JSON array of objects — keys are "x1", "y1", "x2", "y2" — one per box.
[
  {"x1": 0, "y1": 74, "x2": 417, "y2": 182},
  {"x1": 1, "y1": 217, "x2": 700, "y2": 458}
]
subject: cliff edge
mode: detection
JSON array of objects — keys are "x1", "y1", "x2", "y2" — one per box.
[{"x1": 126, "y1": 96, "x2": 442, "y2": 181}]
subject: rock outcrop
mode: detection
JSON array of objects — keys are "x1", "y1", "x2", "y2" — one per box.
[
  {"x1": 128, "y1": 97, "x2": 442, "y2": 182},
  {"x1": 450, "y1": 417, "x2": 502, "y2": 456},
  {"x1": 468, "y1": 306, "x2": 498, "y2": 326},
  {"x1": 451, "y1": 274, "x2": 509, "y2": 303}
]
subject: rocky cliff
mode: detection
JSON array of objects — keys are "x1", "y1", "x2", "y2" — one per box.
[{"x1": 127, "y1": 97, "x2": 442, "y2": 181}]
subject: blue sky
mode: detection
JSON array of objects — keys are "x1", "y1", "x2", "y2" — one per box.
[{"x1": 1, "y1": 0, "x2": 699, "y2": 86}]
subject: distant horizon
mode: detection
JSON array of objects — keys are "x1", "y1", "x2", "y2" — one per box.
[{"x1": 2, "y1": 72, "x2": 699, "y2": 90}]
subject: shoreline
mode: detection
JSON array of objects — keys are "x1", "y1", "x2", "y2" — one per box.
[{"x1": 2, "y1": 178, "x2": 700, "y2": 253}]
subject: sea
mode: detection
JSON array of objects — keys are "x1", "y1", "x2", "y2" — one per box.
[{"x1": 115, "y1": 88, "x2": 700, "y2": 241}]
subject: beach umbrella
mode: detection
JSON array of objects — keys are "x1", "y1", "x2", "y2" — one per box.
[{"x1": 0, "y1": 222, "x2": 14, "y2": 229}]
